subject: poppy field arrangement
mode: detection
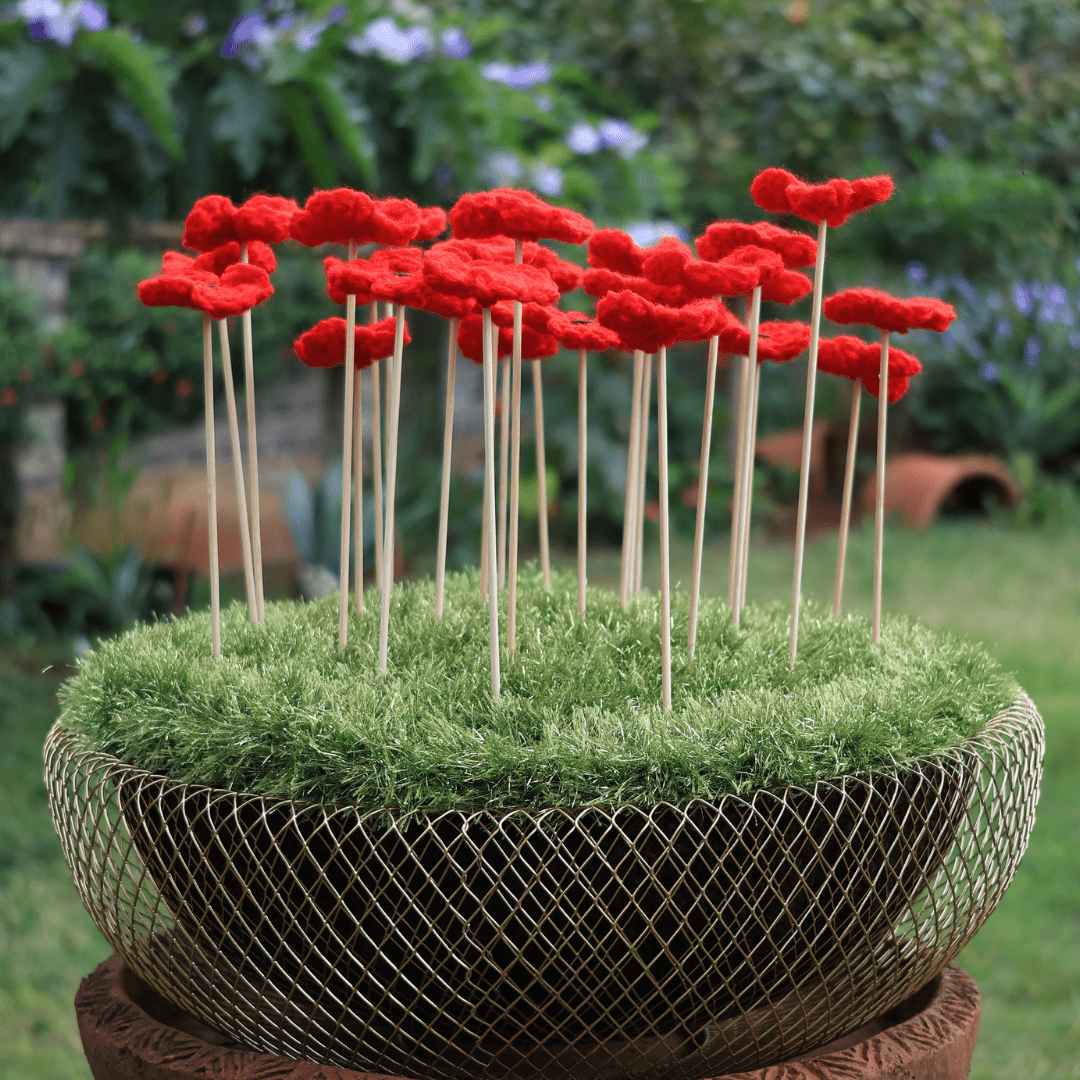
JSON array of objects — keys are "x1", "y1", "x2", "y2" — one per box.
[{"x1": 135, "y1": 172, "x2": 957, "y2": 705}]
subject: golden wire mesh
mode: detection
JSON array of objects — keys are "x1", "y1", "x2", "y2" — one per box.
[{"x1": 46, "y1": 695, "x2": 1042, "y2": 1080}]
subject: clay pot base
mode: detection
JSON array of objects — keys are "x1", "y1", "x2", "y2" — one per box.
[{"x1": 76, "y1": 954, "x2": 980, "y2": 1080}]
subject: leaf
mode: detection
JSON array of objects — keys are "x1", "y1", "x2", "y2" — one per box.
[
  {"x1": 304, "y1": 72, "x2": 372, "y2": 183},
  {"x1": 77, "y1": 30, "x2": 182, "y2": 161},
  {"x1": 208, "y1": 68, "x2": 283, "y2": 181},
  {"x1": 280, "y1": 84, "x2": 338, "y2": 188},
  {"x1": 0, "y1": 43, "x2": 56, "y2": 152}
]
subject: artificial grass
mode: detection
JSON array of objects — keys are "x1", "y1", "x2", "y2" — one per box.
[{"x1": 58, "y1": 569, "x2": 1017, "y2": 813}]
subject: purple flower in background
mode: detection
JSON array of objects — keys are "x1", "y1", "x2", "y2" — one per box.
[
  {"x1": 1013, "y1": 283, "x2": 1034, "y2": 315},
  {"x1": 624, "y1": 221, "x2": 690, "y2": 248},
  {"x1": 598, "y1": 118, "x2": 647, "y2": 159},
  {"x1": 996, "y1": 318, "x2": 1012, "y2": 338},
  {"x1": 1070, "y1": 330, "x2": 1080, "y2": 349},
  {"x1": 481, "y1": 61, "x2": 551, "y2": 89},
  {"x1": 534, "y1": 93, "x2": 554, "y2": 113},
  {"x1": 532, "y1": 163, "x2": 564, "y2": 197},
  {"x1": 905, "y1": 262, "x2": 927, "y2": 284},
  {"x1": 979, "y1": 361, "x2": 1000, "y2": 382},
  {"x1": 1047, "y1": 283, "x2": 1067, "y2": 306},
  {"x1": 440, "y1": 27, "x2": 471, "y2": 59},
  {"x1": 1024, "y1": 336, "x2": 1041, "y2": 366},
  {"x1": 19, "y1": 0, "x2": 108, "y2": 46},
  {"x1": 484, "y1": 151, "x2": 523, "y2": 185},
  {"x1": 435, "y1": 164, "x2": 453, "y2": 187},
  {"x1": 348, "y1": 17, "x2": 430, "y2": 63},
  {"x1": 929, "y1": 128, "x2": 950, "y2": 150},
  {"x1": 566, "y1": 122, "x2": 601, "y2": 155},
  {"x1": 183, "y1": 12, "x2": 208, "y2": 37},
  {"x1": 222, "y1": 10, "x2": 269, "y2": 58}
]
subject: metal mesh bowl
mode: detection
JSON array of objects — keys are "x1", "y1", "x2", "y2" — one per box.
[{"x1": 46, "y1": 696, "x2": 1042, "y2": 1080}]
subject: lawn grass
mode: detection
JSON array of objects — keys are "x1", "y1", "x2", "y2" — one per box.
[{"x1": 2, "y1": 516, "x2": 1077, "y2": 1079}]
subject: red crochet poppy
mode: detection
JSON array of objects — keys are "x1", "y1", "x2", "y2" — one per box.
[
  {"x1": 823, "y1": 288, "x2": 956, "y2": 334},
  {"x1": 718, "y1": 319, "x2": 811, "y2": 361},
  {"x1": 294, "y1": 316, "x2": 409, "y2": 369},
  {"x1": 137, "y1": 274, "x2": 202, "y2": 310},
  {"x1": 324, "y1": 256, "x2": 376, "y2": 306},
  {"x1": 371, "y1": 247, "x2": 424, "y2": 274},
  {"x1": 158, "y1": 251, "x2": 218, "y2": 284},
  {"x1": 420, "y1": 289, "x2": 475, "y2": 321},
  {"x1": 642, "y1": 237, "x2": 758, "y2": 300},
  {"x1": 489, "y1": 300, "x2": 560, "y2": 333},
  {"x1": 695, "y1": 220, "x2": 817, "y2": 268},
  {"x1": 183, "y1": 193, "x2": 299, "y2": 251},
  {"x1": 587, "y1": 228, "x2": 647, "y2": 275},
  {"x1": 550, "y1": 312, "x2": 623, "y2": 352},
  {"x1": 416, "y1": 206, "x2": 448, "y2": 242},
  {"x1": 750, "y1": 169, "x2": 894, "y2": 228},
  {"x1": 522, "y1": 326, "x2": 560, "y2": 361},
  {"x1": 817, "y1": 335, "x2": 874, "y2": 380},
  {"x1": 720, "y1": 246, "x2": 812, "y2": 304},
  {"x1": 582, "y1": 266, "x2": 687, "y2": 307},
  {"x1": 190, "y1": 263, "x2": 274, "y2": 319},
  {"x1": 290, "y1": 188, "x2": 376, "y2": 247},
  {"x1": 423, "y1": 251, "x2": 559, "y2": 307},
  {"x1": 524, "y1": 243, "x2": 583, "y2": 293},
  {"x1": 450, "y1": 188, "x2": 594, "y2": 244},
  {"x1": 367, "y1": 196, "x2": 422, "y2": 247},
  {"x1": 861, "y1": 345, "x2": 921, "y2": 402},
  {"x1": 596, "y1": 291, "x2": 725, "y2": 353},
  {"x1": 457, "y1": 313, "x2": 513, "y2": 364},
  {"x1": 192, "y1": 240, "x2": 276, "y2": 276}
]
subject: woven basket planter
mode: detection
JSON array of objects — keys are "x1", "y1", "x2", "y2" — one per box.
[{"x1": 46, "y1": 696, "x2": 1042, "y2": 1080}]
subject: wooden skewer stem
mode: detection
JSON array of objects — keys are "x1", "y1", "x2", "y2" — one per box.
[
  {"x1": 371, "y1": 303, "x2": 384, "y2": 594},
  {"x1": 657, "y1": 347, "x2": 673, "y2": 712},
  {"x1": 688, "y1": 334, "x2": 720, "y2": 659},
  {"x1": 238, "y1": 244, "x2": 264, "y2": 623},
  {"x1": 353, "y1": 355, "x2": 363, "y2": 616},
  {"x1": 738, "y1": 357, "x2": 762, "y2": 613},
  {"x1": 620, "y1": 351, "x2": 644, "y2": 607},
  {"x1": 498, "y1": 355, "x2": 510, "y2": 591},
  {"x1": 507, "y1": 240, "x2": 524, "y2": 652},
  {"x1": 435, "y1": 318, "x2": 459, "y2": 621},
  {"x1": 338, "y1": 256, "x2": 358, "y2": 650},
  {"x1": 833, "y1": 379, "x2": 863, "y2": 618},
  {"x1": 789, "y1": 220, "x2": 828, "y2": 668},
  {"x1": 378, "y1": 306, "x2": 406, "y2": 672},
  {"x1": 728, "y1": 352, "x2": 751, "y2": 612},
  {"x1": 217, "y1": 318, "x2": 258, "y2": 624},
  {"x1": 734, "y1": 290, "x2": 762, "y2": 622},
  {"x1": 873, "y1": 333, "x2": 889, "y2": 645},
  {"x1": 532, "y1": 359, "x2": 551, "y2": 591},
  {"x1": 481, "y1": 307, "x2": 502, "y2": 697},
  {"x1": 202, "y1": 315, "x2": 220, "y2": 659},
  {"x1": 577, "y1": 347, "x2": 587, "y2": 616},
  {"x1": 635, "y1": 353, "x2": 653, "y2": 594}
]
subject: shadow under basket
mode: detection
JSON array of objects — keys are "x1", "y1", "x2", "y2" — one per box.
[{"x1": 46, "y1": 697, "x2": 1043, "y2": 1080}]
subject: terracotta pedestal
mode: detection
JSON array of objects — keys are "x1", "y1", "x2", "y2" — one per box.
[{"x1": 75, "y1": 955, "x2": 980, "y2": 1080}]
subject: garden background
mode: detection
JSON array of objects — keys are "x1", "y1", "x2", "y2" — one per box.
[{"x1": 1, "y1": 1, "x2": 1078, "y2": 1078}]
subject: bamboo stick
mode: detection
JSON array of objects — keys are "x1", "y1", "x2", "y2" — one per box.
[
  {"x1": 435, "y1": 318, "x2": 459, "y2": 620},
  {"x1": 353, "y1": 353, "x2": 363, "y2": 615},
  {"x1": 481, "y1": 306, "x2": 501, "y2": 696},
  {"x1": 378, "y1": 306, "x2": 406, "y2": 671},
  {"x1": 533, "y1": 359, "x2": 551, "y2": 590},
  {"x1": 217, "y1": 318, "x2": 257, "y2": 624},
  {"x1": 873, "y1": 333, "x2": 889, "y2": 644},
  {"x1": 657, "y1": 347, "x2": 672, "y2": 712},
  {"x1": 507, "y1": 240, "x2": 525, "y2": 651},
  {"x1": 733, "y1": 288, "x2": 762, "y2": 624},
  {"x1": 620, "y1": 351, "x2": 644, "y2": 607},
  {"x1": 789, "y1": 219, "x2": 829, "y2": 668},
  {"x1": 688, "y1": 334, "x2": 720, "y2": 658},
  {"x1": 370, "y1": 304, "x2": 383, "y2": 594},
  {"x1": 577, "y1": 346, "x2": 587, "y2": 615},
  {"x1": 337, "y1": 240, "x2": 359, "y2": 648},
  {"x1": 635, "y1": 353, "x2": 653, "y2": 594},
  {"x1": 833, "y1": 379, "x2": 863, "y2": 618},
  {"x1": 202, "y1": 315, "x2": 220, "y2": 658},
  {"x1": 728, "y1": 352, "x2": 751, "y2": 612},
  {"x1": 238, "y1": 244, "x2": 264, "y2": 623},
  {"x1": 498, "y1": 354, "x2": 510, "y2": 591}
]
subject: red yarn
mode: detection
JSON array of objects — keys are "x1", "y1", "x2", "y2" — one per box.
[
  {"x1": 524, "y1": 243, "x2": 583, "y2": 293},
  {"x1": 720, "y1": 246, "x2": 811, "y2": 304},
  {"x1": 695, "y1": 220, "x2": 817, "y2": 268},
  {"x1": 370, "y1": 271, "x2": 427, "y2": 307},
  {"x1": 290, "y1": 188, "x2": 376, "y2": 247},
  {"x1": 642, "y1": 237, "x2": 758, "y2": 300},
  {"x1": 159, "y1": 251, "x2": 217, "y2": 283},
  {"x1": 423, "y1": 251, "x2": 559, "y2": 307},
  {"x1": 749, "y1": 168, "x2": 798, "y2": 214},
  {"x1": 182, "y1": 195, "x2": 237, "y2": 252},
  {"x1": 823, "y1": 288, "x2": 956, "y2": 334},
  {"x1": 450, "y1": 188, "x2": 594, "y2": 244},
  {"x1": 596, "y1": 291, "x2": 724, "y2": 353},
  {"x1": 193, "y1": 240, "x2": 276, "y2": 276},
  {"x1": 233, "y1": 194, "x2": 299, "y2": 244},
  {"x1": 293, "y1": 316, "x2": 408, "y2": 369},
  {"x1": 191, "y1": 263, "x2": 273, "y2": 319},
  {"x1": 724, "y1": 320, "x2": 813, "y2": 362},
  {"x1": 371, "y1": 247, "x2": 424, "y2": 274},
  {"x1": 522, "y1": 326, "x2": 560, "y2": 360},
  {"x1": 357, "y1": 316, "x2": 408, "y2": 362},
  {"x1": 587, "y1": 228, "x2": 647, "y2": 275},
  {"x1": 489, "y1": 300, "x2": 560, "y2": 333},
  {"x1": 750, "y1": 169, "x2": 894, "y2": 228},
  {"x1": 861, "y1": 344, "x2": 921, "y2": 402},
  {"x1": 551, "y1": 312, "x2": 623, "y2": 352},
  {"x1": 137, "y1": 274, "x2": 202, "y2": 310},
  {"x1": 582, "y1": 267, "x2": 687, "y2": 306},
  {"x1": 817, "y1": 335, "x2": 874, "y2": 380},
  {"x1": 457, "y1": 313, "x2": 514, "y2": 364},
  {"x1": 324, "y1": 256, "x2": 376, "y2": 306},
  {"x1": 416, "y1": 206, "x2": 448, "y2": 241},
  {"x1": 368, "y1": 196, "x2": 422, "y2": 246},
  {"x1": 420, "y1": 289, "x2": 474, "y2": 321}
]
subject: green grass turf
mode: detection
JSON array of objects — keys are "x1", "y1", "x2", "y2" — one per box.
[
  {"x1": 3, "y1": 519, "x2": 1076, "y2": 1079},
  {"x1": 57, "y1": 570, "x2": 1014, "y2": 812}
]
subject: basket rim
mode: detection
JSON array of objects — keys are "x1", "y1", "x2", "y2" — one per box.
[{"x1": 47, "y1": 692, "x2": 1040, "y2": 823}]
